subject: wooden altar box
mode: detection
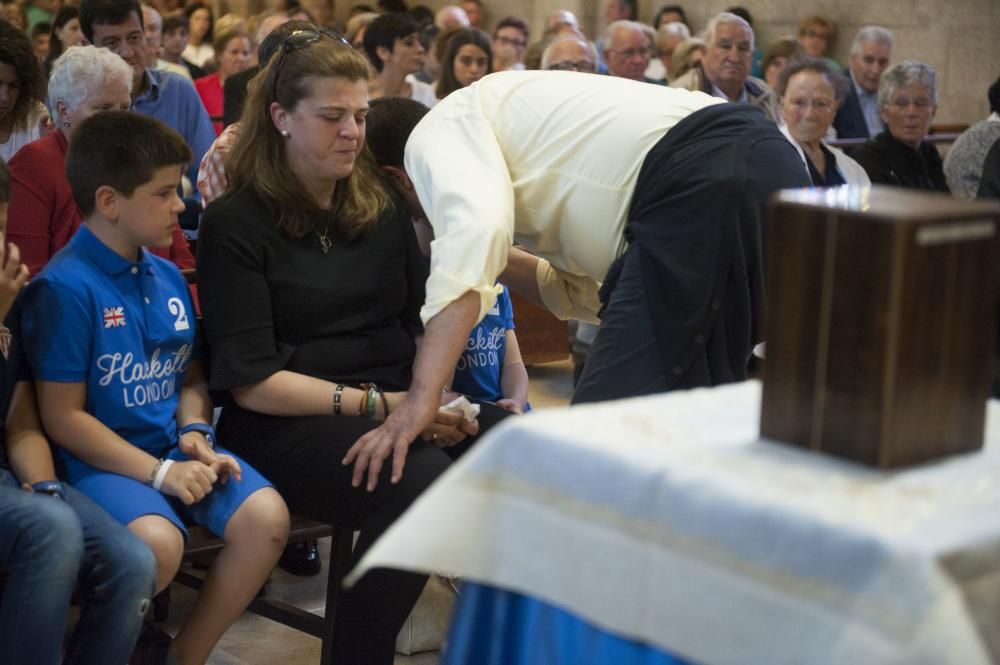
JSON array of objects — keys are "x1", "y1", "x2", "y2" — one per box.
[{"x1": 760, "y1": 186, "x2": 1000, "y2": 468}]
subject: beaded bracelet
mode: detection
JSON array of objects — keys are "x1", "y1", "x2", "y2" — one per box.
[{"x1": 333, "y1": 383, "x2": 344, "y2": 415}]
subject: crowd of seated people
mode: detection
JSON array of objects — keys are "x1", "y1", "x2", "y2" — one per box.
[{"x1": 0, "y1": 0, "x2": 998, "y2": 663}]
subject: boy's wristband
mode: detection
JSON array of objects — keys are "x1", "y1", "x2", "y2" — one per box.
[
  {"x1": 152, "y1": 459, "x2": 175, "y2": 492},
  {"x1": 31, "y1": 480, "x2": 67, "y2": 502},
  {"x1": 178, "y1": 422, "x2": 216, "y2": 448}
]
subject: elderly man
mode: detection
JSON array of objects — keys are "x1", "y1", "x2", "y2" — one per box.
[
  {"x1": 833, "y1": 26, "x2": 894, "y2": 139},
  {"x1": 604, "y1": 20, "x2": 659, "y2": 83},
  {"x1": 351, "y1": 72, "x2": 809, "y2": 491},
  {"x1": 671, "y1": 11, "x2": 778, "y2": 122},
  {"x1": 542, "y1": 35, "x2": 597, "y2": 73},
  {"x1": 435, "y1": 5, "x2": 469, "y2": 30}
]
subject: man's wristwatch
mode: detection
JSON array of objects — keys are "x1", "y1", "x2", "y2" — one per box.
[
  {"x1": 31, "y1": 480, "x2": 67, "y2": 502},
  {"x1": 178, "y1": 422, "x2": 216, "y2": 448}
]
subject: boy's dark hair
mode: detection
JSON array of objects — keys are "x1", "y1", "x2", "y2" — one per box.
[
  {"x1": 0, "y1": 157, "x2": 9, "y2": 203},
  {"x1": 80, "y1": 0, "x2": 143, "y2": 43},
  {"x1": 162, "y1": 13, "x2": 188, "y2": 35},
  {"x1": 67, "y1": 112, "x2": 191, "y2": 217},
  {"x1": 31, "y1": 22, "x2": 52, "y2": 39},
  {"x1": 654, "y1": 4, "x2": 688, "y2": 27},
  {"x1": 494, "y1": 16, "x2": 528, "y2": 41},
  {"x1": 366, "y1": 97, "x2": 429, "y2": 168},
  {"x1": 364, "y1": 12, "x2": 420, "y2": 72},
  {"x1": 377, "y1": 0, "x2": 407, "y2": 12}
]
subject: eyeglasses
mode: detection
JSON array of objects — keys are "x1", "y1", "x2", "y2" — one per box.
[
  {"x1": 606, "y1": 46, "x2": 650, "y2": 59},
  {"x1": 495, "y1": 35, "x2": 526, "y2": 48},
  {"x1": 546, "y1": 60, "x2": 596, "y2": 73},
  {"x1": 271, "y1": 27, "x2": 352, "y2": 102}
]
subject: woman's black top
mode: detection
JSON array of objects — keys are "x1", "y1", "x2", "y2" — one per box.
[
  {"x1": 850, "y1": 131, "x2": 950, "y2": 192},
  {"x1": 805, "y1": 144, "x2": 847, "y2": 187},
  {"x1": 197, "y1": 188, "x2": 427, "y2": 394}
]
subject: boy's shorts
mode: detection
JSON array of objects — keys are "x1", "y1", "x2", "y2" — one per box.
[{"x1": 70, "y1": 446, "x2": 271, "y2": 540}]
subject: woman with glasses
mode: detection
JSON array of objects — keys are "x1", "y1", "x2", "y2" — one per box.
[
  {"x1": 851, "y1": 61, "x2": 949, "y2": 191},
  {"x1": 776, "y1": 58, "x2": 869, "y2": 187},
  {"x1": 435, "y1": 28, "x2": 491, "y2": 99},
  {"x1": 196, "y1": 29, "x2": 477, "y2": 663}
]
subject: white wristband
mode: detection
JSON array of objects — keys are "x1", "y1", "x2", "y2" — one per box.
[{"x1": 152, "y1": 459, "x2": 175, "y2": 492}]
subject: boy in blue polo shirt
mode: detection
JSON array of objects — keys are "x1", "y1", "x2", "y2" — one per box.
[{"x1": 22, "y1": 112, "x2": 289, "y2": 665}]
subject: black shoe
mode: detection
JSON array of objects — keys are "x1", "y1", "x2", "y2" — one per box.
[
  {"x1": 130, "y1": 620, "x2": 176, "y2": 665},
  {"x1": 278, "y1": 539, "x2": 322, "y2": 576}
]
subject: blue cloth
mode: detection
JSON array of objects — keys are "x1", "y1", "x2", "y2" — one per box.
[
  {"x1": 443, "y1": 583, "x2": 693, "y2": 665},
  {"x1": 133, "y1": 68, "x2": 215, "y2": 185},
  {"x1": 23, "y1": 225, "x2": 199, "y2": 479},
  {"x1": 0, "y1": 470, "x2": 155, "y2": 665},
  {"x1": 75, "y1": 445, "x2": 270, "y2": 539},
  {"x1": 452, "y1": 286, "x2": 513, "y2": 403}
]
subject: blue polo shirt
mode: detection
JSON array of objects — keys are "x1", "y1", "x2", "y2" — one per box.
[
  {"x1": 452, "y1": 286, "x2": 513, "y2": 403},
  {"x1": 133, "y1": 68, "x2": 215, "y2": 185},
  {"x1": 23, "y1": 225, "x2": 198, "y2": 481}
]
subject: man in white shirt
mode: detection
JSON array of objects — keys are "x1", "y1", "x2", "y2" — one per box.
[{"x1": 347, "y1": 72, "x2": 808, "y2": 491}]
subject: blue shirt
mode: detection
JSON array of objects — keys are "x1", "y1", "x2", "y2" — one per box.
[
  {"x1": 133, "y1": 69, "x2": 215, "y2": 185},
  {"x1": 851, "y1": 71, "x2": 884, "y2": 138},
  {"x1": 452, "y1": 286, "x2": 513, "y2": 403},
  {"x1": 23, "y1": 226, "x2": 198, "y2": 480}
]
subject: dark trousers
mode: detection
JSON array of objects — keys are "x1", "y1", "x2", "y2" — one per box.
[
  {"x1": 217, "y1": 400, "x2": 509, "y2": 664},
  {"x1": 574, "y1": 105, "x2": 810, "y2": 404}
]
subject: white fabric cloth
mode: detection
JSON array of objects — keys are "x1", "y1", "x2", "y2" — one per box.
[
  {"x1": 403, "y1": 70, "x2": 722, "y2": 325},
  {"x1": 779, "y1": 123, "x2": 872, "y2": 187},
  {"x1": 351, "y1": 381, "x2": 1000, "y2": 665},
  {"x1": 406, "y1": 75, "x2": 438, "y2": 108},
  {"x1": 0, "y1": 102, "x2": 48, "y2": 162}
]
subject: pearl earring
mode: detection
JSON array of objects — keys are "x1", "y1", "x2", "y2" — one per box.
[{"x1": 280, "y1": 129, "x2": 289, "y2": 137}]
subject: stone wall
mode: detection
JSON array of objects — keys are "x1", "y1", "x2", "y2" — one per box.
[{"x1": 335, "y1": 0, "x2": 1000, "y2": 125}]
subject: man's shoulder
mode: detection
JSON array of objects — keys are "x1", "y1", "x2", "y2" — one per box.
[{"x1": 669, "y1": 67, "x2": 701, "y2": 91}]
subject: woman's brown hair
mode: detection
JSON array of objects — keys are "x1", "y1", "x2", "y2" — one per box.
[
  {"x1": 225, "y1": 33, "x2": 392, "y2": 239},
  {"x1": 436, "y1": 28, "x2": 492, "y2": 100}
]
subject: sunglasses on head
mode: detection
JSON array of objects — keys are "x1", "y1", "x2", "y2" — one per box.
[{"x1": 271, "y1": 27, "x2": 352, "y2": 101}]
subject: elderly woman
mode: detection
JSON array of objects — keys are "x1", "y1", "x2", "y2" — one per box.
[
  {"x1": 197, "y1": 28, "x2": 503, "y2": 663},
  {"x1": 0, "y1": 19, "x2": 48, "y2": 162},
  {"x1": 7, "y1": 46, "x2": 195, "y2": 276},
  {"x1": 851, "y1": 61, "x2": 949, "y2": 192},
  {"x1": 777, "y1": 58, "x2": 870, "y2": 187},
  {"x1": 195, "y1": 29, "x2": 252, "y2": 134}
]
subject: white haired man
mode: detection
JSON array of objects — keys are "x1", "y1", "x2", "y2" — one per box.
[
  {"x1": 670, "y1": 11, "x2": 778, "y2": 122},
  {"x1": 603, "y1": 20, "x2": 659, "y2": 83},
  {"x1": 833, "y1": 25, "x2": 894, "y2": 139},
  {"x1": 542, "y1": 35, "x2": 597, "y2": 73}
]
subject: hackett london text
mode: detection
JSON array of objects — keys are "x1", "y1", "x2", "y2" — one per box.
[{"x1": 96, "y1": 344, "x2": 193, "y2": 408}]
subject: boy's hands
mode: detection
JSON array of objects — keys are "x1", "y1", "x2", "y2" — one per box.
[
  {"x1": 0, "y1": 233, "x2": 30, "y2": 320},
  {"x1": 160, "y1": 460, "x2": 218, "y2": 505},
  {"x1": 178, "y1": 430, "x2": 242, "y2": 484}
]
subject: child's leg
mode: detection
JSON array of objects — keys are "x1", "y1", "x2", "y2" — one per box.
[
  {"x1": 172, "y1": 487, "x2": 288, "y2": 665},
  {"x1": 129, "y1": 514, "x2": 186, "y2": 593}
]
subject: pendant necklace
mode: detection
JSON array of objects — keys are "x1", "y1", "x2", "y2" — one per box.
[{"x1": 317, "y1": 222, "x2": 332, "y2": 254}]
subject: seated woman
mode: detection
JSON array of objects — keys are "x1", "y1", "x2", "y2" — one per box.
[
  {"x1": 435, "y1": 28, "x2": 491, "y2": 99},
  {"x1": 195, "y1": 29, "x2": 252, "y2": 135},
  {"x1": 0, "y1": 19, "x2": 49, "y2": 162},
  {"x1": 797, "y1": 15, "x2": 840, "y2": 71},
  {"x1": 777, "y1": 58, "x2": 870, "y2": 187},
  {"x1": 197, "y1": 29, "x2": 499, "y2": 664},
  {"x1": 7, "y1": 45, "x2": 195, "y2": 276},
  {"x1": 851, "y1": 61, "x2": 949, "y2": 192}
]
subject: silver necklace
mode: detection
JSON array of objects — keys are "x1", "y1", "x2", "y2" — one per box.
[{"x1": 317, "y1": 223, "x2": 332, "y2": 254}]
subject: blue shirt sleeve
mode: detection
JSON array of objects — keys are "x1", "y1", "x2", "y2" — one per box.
[
  {"x1": 171, "y1": 75, "x2": 215, "y2": 185},
  {"x1": 22, "y1": 278, "x2": 93, "y2": 382}
]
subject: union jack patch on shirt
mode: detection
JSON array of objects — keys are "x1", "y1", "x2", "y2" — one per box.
[{"x1": 103, "y1": 307, "x2": 126, "y2": 329}]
